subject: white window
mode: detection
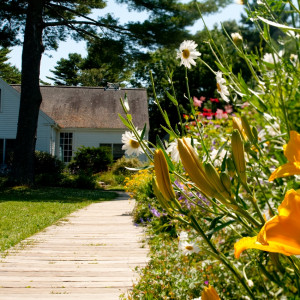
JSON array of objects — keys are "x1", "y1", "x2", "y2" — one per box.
[
  {"x1": 60, "y1": 132, "x2": 73, "y2": 163},
  {"x1": 100, "y1": 143, "x2": 124, "y2": 160}
]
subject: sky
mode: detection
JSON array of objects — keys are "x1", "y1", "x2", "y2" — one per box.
[{"x1": 7, "y1": 0, "x2": 245, "y2": 83}]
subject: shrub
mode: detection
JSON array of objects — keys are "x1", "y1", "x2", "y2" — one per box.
[
  {"x1": 59, "y1": 173, "x2": 97, "y2": 189},
  {"x1": 111, "y1": 156, "x2": 143, "y2": 176},
  {"x1": 68, "y1": 146, "x2": 113, "y2": 174},
  {"x1": 34, "y1": 151, "x2": 65, "y2": 186},
  {"x1": 34, "y1": 151, "x2": 64, "y2": 175}
]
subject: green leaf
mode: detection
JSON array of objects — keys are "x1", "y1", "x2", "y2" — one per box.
[
  {"x1": 163, "y1": 110, "x2": 171, "y2": 126},
  {"x1": 140, "y1": 123, "x2": 147, "y2": 140},
  {"x1": 206, "y1": 220, "x2": 236, "y2": 237},
  {"x1": 215, "y1": 62, "x2": 228, "y2": 74},
  {"x1": 161, "y1": 125, "x2": 176, "y2": 139},
  {"x1": 165, "y1": 91, "x2": 178, "y2": 106},
  {"x1": 206, "y1": 215, "x2": 224, "y2": 240},
  {"x1": 127, "y1": 114, "x2": 132, "y2": 122},
  {"x1": 118, "y1": 113, "x2": 131, "y2": 129}
]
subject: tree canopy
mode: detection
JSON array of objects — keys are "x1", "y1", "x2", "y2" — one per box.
[{"x1": 0, "y1": 47, "x2": 21, "y2": 83}]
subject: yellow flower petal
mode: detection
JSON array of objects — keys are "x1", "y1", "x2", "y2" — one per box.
[
  {"x1": 235, "y1": 190, "x2": 300, "y2": 258},
  {"x1": 201, "y1": 285, "x2": 220, "y2": 300},
  {"x1": 269, "y1": 162, "x2": 300, "y2": 181},
  {"x1": 284, "y1": 131, "x2": 300, "y2": 162},
  {"x1": 269, "y1": 131, "x2": 300, "y2": 181}
]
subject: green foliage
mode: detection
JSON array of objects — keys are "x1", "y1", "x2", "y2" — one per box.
[
  {"x1": 0, "y1": 47, "x2": 21, "y2": 83},
  {"x1": 47, "y1": 53, "x2": 84, "y2": 86},
  {"x1": 68, "y1": 146, "x2": 113, "y2": 175},
  {"x1": 34, "y1": 151, "x2": 64, "y2": 176},
  {"x1": 34, "y1": 151, "x2": 65, "y2": 187},
  {"x1": 59, "y1": 173, "x2": 97, "y2": 189},
  {"x1": 111, "y1": 156, "x2": 143, "y2": 176}
]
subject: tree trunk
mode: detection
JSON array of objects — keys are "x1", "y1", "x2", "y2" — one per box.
[{"x1": 11, "y1": 0, "x2": 45, "y2": 185}]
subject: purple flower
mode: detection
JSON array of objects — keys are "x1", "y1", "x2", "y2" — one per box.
[
  {"x1": 205, "y1": 280, "x2": 209, "y2": 285},
  {"x1": 150, "y1": 207, "x2": 161, "y2": 218}
]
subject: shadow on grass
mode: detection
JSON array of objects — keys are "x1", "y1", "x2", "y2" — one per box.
[{"x1": 0, "y1": 186, "x2": 118, "y2": 203}]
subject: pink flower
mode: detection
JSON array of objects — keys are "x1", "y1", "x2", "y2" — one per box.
[
  {"x1": 215, "y1": 109, "x2": 224, "y2": 119},
  {"x1": 193, "y1": 96, "x2": 203, "y2": 107},
  {"x1": 224, "y1": 104, "x2": 233, "y2": 114},
  {"x1": 241, "y1": 102, "x2": 250, "y2": 108}
]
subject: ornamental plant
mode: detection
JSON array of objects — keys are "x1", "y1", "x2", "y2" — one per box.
[{"x1": 119, "y1": 0, "x2": 300, "y2": 298}]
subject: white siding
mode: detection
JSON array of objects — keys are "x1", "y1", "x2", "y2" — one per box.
[
  {"x1": 35, "y1": 112, "x2": 56, "y2": 154},
  {"x1": 59, "y1": 128, "x2": 149, "y2": 162},
  {"x1": 74, "y1": 129, "x2": 125, "y2": 150},
  {"x1": 0, "y1": 79, "x2": 20, "y2": 139},
  {"x1": 0, "y1": 78, "x2": 58, "y2": 155}
]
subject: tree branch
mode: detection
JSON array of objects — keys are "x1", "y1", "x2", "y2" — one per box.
[{"x1": 44, "y1": 2, "x2": 133, "y2": 34}]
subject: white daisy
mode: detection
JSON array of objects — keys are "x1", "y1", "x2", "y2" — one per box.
[
  {"x1": 210, "y1": 148, "x2": 227, "y2": 166},
  {"x1": 179, "y1": 240, "x2": 200, "y2": 255},
  {"x1": 178, "y1": 231, "x2": 189, "y2": 242},
  {"x1": 262, "y1": 53, "x2": 279, "y2": 64},
  {"x1": 121, "y1": 130, "x2": 144, "y2": 156},
  {"x1": 216, "y1": 71, "x2": 230, "y2": 102},
  {"x1": 166, "y1": 138, "x2": 199, "y2": 163},
  {"x1": 176, "y1": 40, "x2": 201, "y2": 69}
]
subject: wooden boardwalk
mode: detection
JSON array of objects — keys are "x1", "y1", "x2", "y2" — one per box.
[{"x1": 0, "y1": 192, "x2": 149, "y2": 300}]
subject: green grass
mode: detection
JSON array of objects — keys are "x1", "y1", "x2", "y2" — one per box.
[{"x1": 0, "y1": 186, "x2": 118, "y2": 252}]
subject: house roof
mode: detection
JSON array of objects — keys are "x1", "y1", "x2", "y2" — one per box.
[{"x1": 11, "y1": 85, "x2": 149, "y2": 130}]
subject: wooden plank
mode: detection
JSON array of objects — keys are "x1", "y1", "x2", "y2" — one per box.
[{"x1": 0, "y1": 193, "x2": 148, "y2": 299}]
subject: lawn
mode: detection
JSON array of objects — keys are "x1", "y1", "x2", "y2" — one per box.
[{"x1": 0, "y1": 186, "x2": 118, "y2": 252}]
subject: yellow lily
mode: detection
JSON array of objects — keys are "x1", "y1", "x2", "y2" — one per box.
[
  {"x1": 234, "y1": 189, "x2": 300, "y2": 258},
  {"x1": 269, "y1": 131, "x2": 300, "y2": 181},
  {"x1": 201, "y1": 285, "x2": 220, "y2": 300}
]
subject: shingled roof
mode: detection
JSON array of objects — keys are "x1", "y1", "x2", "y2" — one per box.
[{"x1": 11, "y1": 85, "x2": 149, "y2": 130}]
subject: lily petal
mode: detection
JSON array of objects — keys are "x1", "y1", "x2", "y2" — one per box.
[
  {"x1": 269, "y1": 162, "x2": 300, "y2": 181},
  {"x1": 201, "y1": 285, "x2": 220, "y2": 300},
  {"x1": 235, "y1": 190, "x2": 300, "y2": 258},
  {"x1": 284, "y1": 131, "x2": 300, "y2": 162}
]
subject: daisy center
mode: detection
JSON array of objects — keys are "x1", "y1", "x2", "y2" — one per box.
[
  {"x1": 182, "y1": 49, "x2": 190, "y2": 59},
  {"x1": 217, "y1": 83, "x2": 221, "y2": 92},
  {"x1": 129, "y1": 139, "x2": 140, "y2": 149},
  {"x1": 185, "y1": 245, "x2": 194, "y2": 251}
]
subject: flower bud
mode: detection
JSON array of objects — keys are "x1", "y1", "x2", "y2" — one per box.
[
  {"x1": 177, "y1": 138, "x2": 218, "y2": 198},
  {"x1": 232, "y1": 117, "x2": 248, "y2": 141},
  {"x1": 154, "y1": 149, "x2": 176, "y2": 201},
  {"x1": 241, "y1": 116, "x2": 255, "y2": 143},
  {"x1": 204, "y1": 163, "x2": 231, "y2": 200},
  {"x1": 231, "y1": 129, "x2": 247, "y2": 184},
  {"x1": 152, "y1": 178, "x2": 173, "y2": 214},
  {"x1": 220, "y1": 172, "x2": 232, "y2": 195}
]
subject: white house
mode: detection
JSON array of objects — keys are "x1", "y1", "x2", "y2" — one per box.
[{"x1": 0, "y1": 78, "x2": 149, "y2": 165}]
